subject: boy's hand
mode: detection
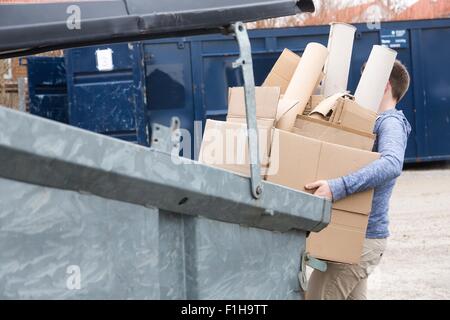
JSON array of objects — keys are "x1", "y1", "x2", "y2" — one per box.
[{"x1": 305, "y1": 180, "x2": 332, "y2": 200}]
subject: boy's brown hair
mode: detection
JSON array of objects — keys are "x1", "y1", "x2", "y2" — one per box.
[
  {"x1": 361, "y1": 59, "x2": 410, "y2": 102},
  {"x1": 389, "y1": 60, "x2": 410, "y2": 102}
]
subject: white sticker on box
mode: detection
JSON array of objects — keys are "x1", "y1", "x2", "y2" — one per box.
[{"x1": 95, "y1": 48, "x2": 114, "y2": 72}]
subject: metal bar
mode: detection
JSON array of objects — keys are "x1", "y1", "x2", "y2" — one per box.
[
  {"x1": 17, "y1": 77, "x2": 26, "y2": 112},
  {"x1": 298, "y1": 251, "x2": 327, "y2": 293},
  {"x1": 306, "y1": 254, "x2": 327, "y2": 272},
  {"x1": 190, "y1": 40, "x2": 206, "y2": 161},
  {"x1": 232, "y1": 22, "x2": 263, "y2": 199},
  {"x1": 131, "y1": 42, "x2": 150, "y2": 147},
  {"x1": 0, "y1": 106, "x2": 331, "y2": 233}
]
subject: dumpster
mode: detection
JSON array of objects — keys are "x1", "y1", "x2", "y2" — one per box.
[
  {"x1": 0, "y1": 105, "x2": 330, "y2": 299},
  {"x1": 0, "y1": 0, "x2": 330, "y2": 299}
]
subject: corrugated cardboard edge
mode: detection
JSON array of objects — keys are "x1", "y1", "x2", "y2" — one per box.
[{"x1": 296, "y1": 115, "x2": 376, "y2": 139}]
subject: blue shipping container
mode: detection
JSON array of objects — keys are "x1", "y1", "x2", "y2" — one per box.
[{"x1": 27, "y1": 18, "x2": 450, "y2": 162}]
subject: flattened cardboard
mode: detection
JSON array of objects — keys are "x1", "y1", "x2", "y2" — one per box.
[
  {"x1": 293, "y1": 115, "x2": 376, "y2": 151},
  {"x1": 199, "y1": 120, "x2": 272, "y2": 177},
  {"x1": 262, "y1": 48, "x2": 301, "y2": 94},
  {"x1": 227, "y1": 86, "x2": 280, "y2": 122}
]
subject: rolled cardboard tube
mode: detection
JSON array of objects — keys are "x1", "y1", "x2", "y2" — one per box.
[
  {"x1": 321, "y1": 23, "x2": 356, "y2": 97},
  {"x1": 313, "y1": 71, "x2": 325, "y2": 95},
  {"x1": 275, "y1": 98, "x2": 300, "y2": 124},
  {"x1": 354, "y1": 45, "x2": 397, "y2": 112},
  {"x1": 278, "y1": 42, "x2": 328, "y2": 131}
]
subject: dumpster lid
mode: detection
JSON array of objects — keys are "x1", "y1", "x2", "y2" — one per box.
[{"x1": 0, "y1": 0, "x2": 314, "y2": 58}]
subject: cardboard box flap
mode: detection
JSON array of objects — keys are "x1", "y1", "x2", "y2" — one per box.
[
  {"x1": 199, "y1": 120, "x2": 273, "y2": 177},
  {"x1": 262, "y1": 48, "x2": 301, "y2": 94},
  {"x1": 335, "y1": 99, "x2": 378, "y2": 133},
  {"x1": 227, "y1": 86, "x2": 280, "y2": 121},
  {"x1": 309, "y1": 91, "x2": 350, "y2": 117}
]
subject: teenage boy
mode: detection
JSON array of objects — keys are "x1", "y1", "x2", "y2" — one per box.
[{"x1": 305, "y1": 60, "x2": 412, "y2": 300}]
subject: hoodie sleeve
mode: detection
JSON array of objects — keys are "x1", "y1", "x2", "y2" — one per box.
[{"x1": 328, "y1": 115, "x2": 409, "y2": 202}]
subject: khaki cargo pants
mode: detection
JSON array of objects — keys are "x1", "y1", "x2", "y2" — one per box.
[{"x1": 305, "y1": 238, "x2": 387, "y2": 300}]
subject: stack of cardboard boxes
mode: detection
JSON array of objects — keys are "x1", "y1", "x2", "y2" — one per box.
[{"x1": 199, "y1": 27, "x2": 397, "y2": 264}]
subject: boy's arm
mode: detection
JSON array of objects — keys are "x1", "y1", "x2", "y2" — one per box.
[{"x1": 327, "y1": 116, "x2": 408, "y2": 202}]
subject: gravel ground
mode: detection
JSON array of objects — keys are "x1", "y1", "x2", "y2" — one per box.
[{"x1": 368, "y1": 163, "x2": 450, "y2": 300}]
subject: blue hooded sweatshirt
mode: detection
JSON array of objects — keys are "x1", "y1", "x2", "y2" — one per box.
[{"x1": 328, "y1": 108, "x2": 412, "y2": 239}]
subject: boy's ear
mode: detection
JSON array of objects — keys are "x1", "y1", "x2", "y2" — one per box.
[
  {"x1": 385, "y1": 81, "x2": 391, "y2": 93},
  {"x1": 384, "y1": 81, "x2": 394, "y2": 97}
]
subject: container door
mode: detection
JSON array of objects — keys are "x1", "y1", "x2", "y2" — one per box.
[
  {"x1": 416, "y1": 26, "x2": 450, "y2": 160},
  {"x1": 65, "y1": 43, "x2": 148, "y2": 145},
  {"x1": 143, "y1": 40, "x2": 195, "y2": 157},
  {"x1": 27, "y1": 57, "x2": 68, "y2": 123}
]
